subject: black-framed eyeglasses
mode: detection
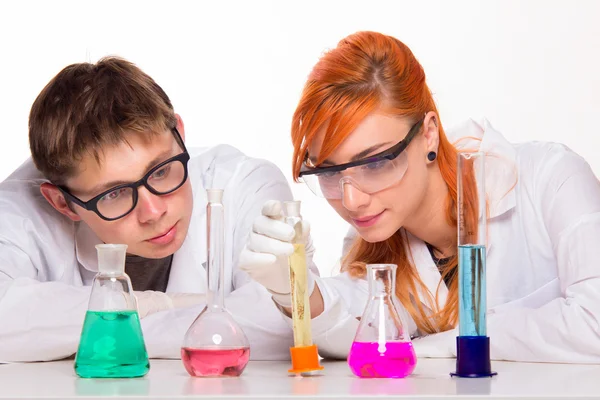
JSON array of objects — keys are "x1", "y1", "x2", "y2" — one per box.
[
  {"x1": 299, "y1": 117, "x2": 424, "y2": 177},
  {"x1": 58, "y1": 128, "x2": 190, "y2": 221}
]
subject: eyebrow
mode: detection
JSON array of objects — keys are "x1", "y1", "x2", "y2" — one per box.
[
  {"x1": 85, "y1": 149, "x2": 175, "y2": 196},
  {"x1": 310, "y1": 142, "x2": 394, "y2": 166}
]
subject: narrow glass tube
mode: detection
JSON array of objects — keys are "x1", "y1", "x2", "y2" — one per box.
[
  {"x1": 206, "y1": 189, "x2": 225, "y2": 311},
  {"x1": 283, "y1": 201, "x2": 313, "y2": 348},
  {"x1": 457, "y1": 151, "x2": 487, "y2": 337}
]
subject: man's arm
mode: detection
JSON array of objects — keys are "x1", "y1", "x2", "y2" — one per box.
[{"x1": 0, "y1": 240, "x2": 90, "y2": 362}]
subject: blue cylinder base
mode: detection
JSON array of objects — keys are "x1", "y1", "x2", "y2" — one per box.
[{"x1": 450, "y1": 336, "x2": 497, "y2": 378}]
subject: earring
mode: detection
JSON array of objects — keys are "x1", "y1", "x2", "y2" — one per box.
[{"x1": 427, "y1": 151, "x2": 437, "y2": 161}]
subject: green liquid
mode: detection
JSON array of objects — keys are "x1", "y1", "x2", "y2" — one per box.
[{"x1": 74, "y1": 310, "x2": 149, "y2": 378}]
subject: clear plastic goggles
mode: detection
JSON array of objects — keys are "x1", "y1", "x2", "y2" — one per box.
[{"x1": 299, "y1": 118, "x2": 423, "y2": 199}]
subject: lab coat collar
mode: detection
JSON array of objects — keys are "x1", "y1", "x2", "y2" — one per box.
[
  {"x1": 447, "y1": 118, "x2": 518, "y2": 219},
  {"x1": 406, "y1": 230, "x2": 448, "y2": 311},
  {"x1": 75, "y1": 222, "x2": 102, "y2": 272},
  {"x1": 165, "y1": 148, "x2": 211, "y2": 293},
  {"x1": 407, "y1": 118, "x2": 518, "y2": 309},
  {"x1": 165, "y1": 185, "x2": 207, "y2": 293}
]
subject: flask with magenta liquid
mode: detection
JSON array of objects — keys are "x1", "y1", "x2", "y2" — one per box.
[
  {"x1": 451, "y1": 151, "x2": 496, "y2": 378},
  {"x1": 181, "y1": 189, "x2": 250, "y2": 377},
  {"x1": 74, "y1": 244, "x2": 150, "y2": 378},
  {"x1": 347, "y1": 264, "x2": 417, "y2": 378}
]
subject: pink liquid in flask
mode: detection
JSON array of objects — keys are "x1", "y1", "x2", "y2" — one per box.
[
  {"x1": 181, "y1": 347, "x2": 250, "y2": 377},
  {"x1": 348, "y1": 341, "x2": 417, "y2": 378}
]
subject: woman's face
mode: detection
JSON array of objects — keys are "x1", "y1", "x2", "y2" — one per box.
[{"x1": 307, "y1": 111, "x2": 438, "y2": 243}]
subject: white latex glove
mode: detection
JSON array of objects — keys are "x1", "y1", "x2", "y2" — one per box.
[
  {"x1": 134, "y1": 291, "x2": 206, "y2": 318},
  {"x1": 238, "y1": 200, "x2": 315, "y2": 308}
]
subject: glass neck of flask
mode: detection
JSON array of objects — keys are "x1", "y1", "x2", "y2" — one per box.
[
  {"x1": 367, "y1": 264, "x2": 396, "y2": 298},
  {"x1": 207, "y1": 201, "x2": 225, "y2": 311},
  {"x1": 97, "y1": 271, "x2": 125, "y2": 279}
]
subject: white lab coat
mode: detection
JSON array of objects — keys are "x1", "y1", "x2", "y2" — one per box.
[
  {"x1": 0, "y1": 144, "x2": 301, "y2": 362},
  {"x1": 309, "y1": 118, "x2": 600, "y2": 363}
]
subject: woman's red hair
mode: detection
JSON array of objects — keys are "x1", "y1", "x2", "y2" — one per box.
[{"x1": 291, "y1": 31, "x2": 478, "y2": 333}]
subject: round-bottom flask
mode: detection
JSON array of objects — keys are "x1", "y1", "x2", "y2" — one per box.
[
  {"x1": 181, "y1": 189, "x2": 250, "y2": 377},
  {"x1": 181, "y1": 310, "x2": 250, "y2": 377}
]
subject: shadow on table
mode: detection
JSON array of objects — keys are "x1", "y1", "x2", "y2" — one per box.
[
  {"x1": 75, "y1": 377, "x2": 150, "y2": 396},
  {"x1": 183, "y1": 375, "x2": 250, "y2": 395}
]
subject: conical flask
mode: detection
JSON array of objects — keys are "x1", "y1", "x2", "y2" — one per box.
[
  {"x1": 181, "y1": 189, "x2": 250, "y2": 377},
  {"x1": 74, "y1": 244, "x2": 150, "y2": 378},
  {"x1": 347, "y1": 264, "x2": 417, "y2": 378}
]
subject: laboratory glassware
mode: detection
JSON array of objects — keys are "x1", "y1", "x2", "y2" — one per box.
[
  {"x1": 181, "y1": 189, "x2": 250, "y2": 377},
  {"x1": 283, "y1": 200, "x2": 324, "y2": 375},
  {"x1": 451, "y1": 151, "x2": 497, "y2": 378},
  {"x1": 74, "y1": 244, "x2": 150, "y2": 378},
  {"x1": 347, "y1": 264, "x2": 417, "y2": 378}
]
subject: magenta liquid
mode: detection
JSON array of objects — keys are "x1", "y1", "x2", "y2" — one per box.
[
  {"x1": 348, "y1": 341, "x2": 417, "y2": 378},
  {"x1": 181, "y1": 347, "x2": 250, "y2": 377}
]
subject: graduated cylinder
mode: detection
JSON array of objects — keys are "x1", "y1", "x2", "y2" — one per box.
[{"x1": 457, "y1": 151, "x2": 487, "y2": 337}]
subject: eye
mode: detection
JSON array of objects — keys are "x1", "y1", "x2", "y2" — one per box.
[
  {"x1": 100, "y1": 188, "x2": 127, "y2": 202},
  {"x1": 151, "y1": 164, "x2": 171, "y2": 180},
  {"x1": 318, "y1": 170, "x2": 340, "y2": 179},
  {"x1": 362, "y1": 160, "x2": 388, "y2": 171}
]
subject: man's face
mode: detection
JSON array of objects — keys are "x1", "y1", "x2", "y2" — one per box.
[{"x1": 64, "y1": 130, "x2": 193, "y2": 258}]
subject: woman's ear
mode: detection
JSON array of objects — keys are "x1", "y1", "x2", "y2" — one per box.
[
  {"x1": 40, "y1": 183, "x2": 81, "y2": 221},
  {"x1": 422, "y1": 111, "x2": 440, "y2": 157}
]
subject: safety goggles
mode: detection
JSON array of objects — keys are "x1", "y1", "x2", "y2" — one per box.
[{"x1": 299, "y1": 118, "x2": 423, "y2": 199}]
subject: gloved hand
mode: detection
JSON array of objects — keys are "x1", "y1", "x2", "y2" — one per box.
[
  {"x1": 238, "y1": 200, "x2": 315, "y2": 308},
  {"x1": 134, "y1": 291, "x2": 206, "y2": 318}
]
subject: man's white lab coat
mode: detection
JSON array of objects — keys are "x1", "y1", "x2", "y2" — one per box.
[{"x1": 0, "y1": 145, "x2": 303, "y2": 362}]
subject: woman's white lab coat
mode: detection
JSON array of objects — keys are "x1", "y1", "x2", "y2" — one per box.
[
  {"x1": 0, "y1": 145, "x2": 300, "y2": 362},
  {"x1": 309, "y1": 119, "x2": 600, "y2": 363}
]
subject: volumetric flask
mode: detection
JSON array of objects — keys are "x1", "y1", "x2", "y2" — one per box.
[
  {"x1": 348, "y1": 264, "x2": 416, "y2": 378},
  {"x1": 181, "y1": 189, "x2": 250, "y2": 377},
  {"x1": 74, "y1": 244, "x2": 150, "y2": 378}
]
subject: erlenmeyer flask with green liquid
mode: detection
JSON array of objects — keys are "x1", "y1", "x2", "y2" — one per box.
[{"x1": 74, "y1": 244, "x2": 150, "y2": 378}]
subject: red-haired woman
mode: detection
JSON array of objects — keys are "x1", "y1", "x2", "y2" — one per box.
[{"x1": 239, "y1": 31, "x2": 600, "y2": 363}]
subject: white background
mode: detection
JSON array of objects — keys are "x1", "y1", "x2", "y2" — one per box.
[{"x1": 1, "y1": 0, "x2": 599, "y2": 276}]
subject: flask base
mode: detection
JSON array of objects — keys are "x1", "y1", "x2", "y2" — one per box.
[
  {"x1": 347, "y1": 341, "x2": 416, "y2": 378},
  {"x1": 74, "y1": 310, "x2": 149, "y2": 378},
  {"x1": 181, "y1": 347, "x2": 250, "y2": 377},
  {"x1": 75, "y1": 362, "x2": 150, "y2": 379}
]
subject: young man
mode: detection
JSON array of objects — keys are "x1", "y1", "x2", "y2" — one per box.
[{"x1": 0, "y1": 57, "x2": 312, "y2": 362}]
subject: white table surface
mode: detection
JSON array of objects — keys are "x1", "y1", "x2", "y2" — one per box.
[{"x1": 1, "y1": 358, "x2": 599, "y2": 399}]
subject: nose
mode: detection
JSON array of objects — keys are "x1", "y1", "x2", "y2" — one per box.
[
  {"x1": 341, "y1": 180, "x2": 370, "y2": 211},
  {"x1": 136, "y1": 187, "x2": 167, "y2": 224}
]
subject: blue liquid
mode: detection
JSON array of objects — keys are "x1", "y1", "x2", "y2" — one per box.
[{"x1": 458, "y1": 245, "x2": 486, "y2": 336}]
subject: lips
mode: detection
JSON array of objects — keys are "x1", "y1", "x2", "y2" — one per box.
[
  {"x1": 147, "y1": 222, "x2": 178, "y2": 245},
  {"x1": 351, "y1": 211, "x2": 384, "y2": 228}
]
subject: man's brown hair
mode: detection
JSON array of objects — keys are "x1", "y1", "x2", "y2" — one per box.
[{"x1": 29, "y1": 56, "x2": 177, "y2": 184}]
